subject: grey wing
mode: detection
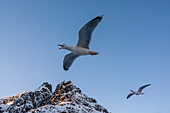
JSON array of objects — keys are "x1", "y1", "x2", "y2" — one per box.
[
  {"x1": 127, "y1": 93, "x2": 134, "y2": 99},
  {"x1": 63, "y1": 53, "x2": 79, "y2": 71},
  {"x1": 77, "y1": 15, "x2": 103, "y2": 49},
  {"x1": 138, "y1": 84, "x2": 151, "y2": 92}
]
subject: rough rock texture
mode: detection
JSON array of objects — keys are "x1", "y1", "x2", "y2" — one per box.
[
  {"x1": 0, "y1": 94, "x2": 21, "y2": 105},
  {"x1": 6, "y1": 82, "x2": 53, "y2": 113},
  {"x1": 0, "y1": 94, "x2": 21, "y2": 113},
  {"x1": 0, "y1": 81, "x2": 109, "y2": 113}
]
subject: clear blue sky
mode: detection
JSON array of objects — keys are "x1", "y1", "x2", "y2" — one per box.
[{"x1": 0, "y1": 1, "x2": 170, "y2": 113}]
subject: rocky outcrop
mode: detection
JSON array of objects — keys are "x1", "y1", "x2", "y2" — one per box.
[
  {"x1": 6, "y1": 82, "x2": 53, "y2": 113},
  {"x1": 0, "y1": 81, "x2": 109, "y2": 113}
]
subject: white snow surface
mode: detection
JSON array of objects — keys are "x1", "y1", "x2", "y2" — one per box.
[
  {"x1": 29, "y1": 92, "x2": 106, "y2": 113},
  {"x1": 0, "y1": 104, "x2": 9, "y2": 111}
]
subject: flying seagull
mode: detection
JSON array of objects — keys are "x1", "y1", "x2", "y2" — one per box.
[
  {"x1": 58, "y1": 15, "x2": 103, "y2": 71},
  {"x1": 127, "y1": 84, "x2": 151, "y2": 99}
]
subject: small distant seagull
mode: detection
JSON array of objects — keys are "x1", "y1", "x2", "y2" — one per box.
[
  {"x1": 58, "y1": 15, "x2": 103, "y2": 71},
  {"x1": 127, "y1": 84, "x2": 151, "y2": 99}
]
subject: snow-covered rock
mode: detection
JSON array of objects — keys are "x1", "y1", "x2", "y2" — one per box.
[{"x1": 0, "y1": 81, "x2": 109, "y2": 113}]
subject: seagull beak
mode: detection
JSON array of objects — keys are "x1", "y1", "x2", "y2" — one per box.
[{"x1": 58, "y1": 44, "x2": 64, "y2": 50}]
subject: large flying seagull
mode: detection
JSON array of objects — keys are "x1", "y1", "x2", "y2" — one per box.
[{"x1": 58, "y1": 15, "x2": 103, "y2": 71}]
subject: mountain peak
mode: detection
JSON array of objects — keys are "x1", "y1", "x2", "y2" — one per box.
[{"x1": 0, "y1": 81, "x2": 109, "y2": 113}]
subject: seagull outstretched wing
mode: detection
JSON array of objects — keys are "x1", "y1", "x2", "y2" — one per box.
[
  {"x1": 137, "y1": 84, "x2": 151, "y2": 92},
  {"x1": 77, "y1": 15, "x2": 103, "y2": 49},
  {"x1": 63, "y1": 53, "x2": 79, "y2": 71},
  {"x1": 127, "y1": 93, "x2": 134, "y2": 99}
]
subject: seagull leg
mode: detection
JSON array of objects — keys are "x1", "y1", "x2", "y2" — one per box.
[{"x1": 90, "y1": 52, "x2": 99, "y2": 55}]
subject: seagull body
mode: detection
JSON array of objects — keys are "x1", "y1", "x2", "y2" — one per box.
[
  {"x1": 58, "y1": 45, "x2": 98, "y2": 55},
  {"x1": 127, "y1": 84, "x2": 151, "y2": 99},
  {"x1": 58, "y1": 15, "x2": 103, "y2": 71}
]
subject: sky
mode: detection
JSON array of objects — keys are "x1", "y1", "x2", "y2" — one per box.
[{"x1": 0, "y1": 0, "x2": 170, "y2": 113}]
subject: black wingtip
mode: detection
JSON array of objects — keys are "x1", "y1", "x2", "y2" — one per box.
[
  {"x1": 63, "y1": 66, "x2": 69, "y2": 71},
  {"x1": 146, "y1": 84, "x2": 151, "y2": 86},
  {"x1": 96, "y1": 14, "x2": 104, "y2": 20},
  {"x1": 90, "y1": 14, "x2": 104, "y2": 22}
]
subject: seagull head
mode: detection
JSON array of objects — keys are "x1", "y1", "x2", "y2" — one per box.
[
  {"x1": 58, "y1": 44, "x2": 66, "y2": 50},
  {"x1": 130, "y1": 90, "x2": 133, "y2": 92}
]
